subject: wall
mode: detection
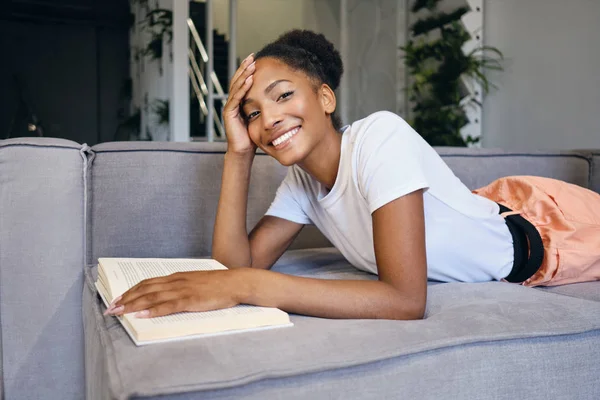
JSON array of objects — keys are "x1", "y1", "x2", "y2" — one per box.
[
  {"x1": 211, "y1": 0, "x2": 399, "y2": 125},
  {"x1": 0, "y1": 21, "x2": 98, "y2": 144},
  {"x1": 0, "y1": 4, "x2": 130, "y2": 145},
  {"x1": 211, "y1": 0, "x2": 340, "y2": 65},
  {"x1": 339, "y1": 0, "x2": 600, "y2": 150},
  {"x1": 129, "y1": 0, "x2": 173, "y2": 141},
  {"x1": 482, "y1": 0, "x2": 600, "y2": 150},
  {"x1": 345, "y1": 0, "x2": 402, "y2": 123}
]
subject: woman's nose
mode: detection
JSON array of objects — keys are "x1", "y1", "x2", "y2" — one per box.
[{"x1": 262, "y1": 106, "x2": 283, "y2": 131}]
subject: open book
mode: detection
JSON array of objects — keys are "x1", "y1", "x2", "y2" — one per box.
[{"x1": 95, "y1": 257, "x2": 292, "y2": 346}]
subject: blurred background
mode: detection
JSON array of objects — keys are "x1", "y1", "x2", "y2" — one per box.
[{"x1": 1, "y1": 0, "x2": 599, "y2": 150}]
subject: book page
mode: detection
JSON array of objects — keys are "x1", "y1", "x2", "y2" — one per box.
[
  {"x1": 95, "y1": 278, "x2": 110, "y2": 303},
  {"x1": 98, "y1": 258, "x2": 227, "y2": 298},
  {"x1": 145, "y1": 305, "x2": 265, "y2": 325},
  {"x1": 123, "y1": 304, "x2": 291, "y2": 343}
]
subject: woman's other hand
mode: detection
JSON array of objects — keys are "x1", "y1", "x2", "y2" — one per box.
[{"x1": 104, "y1": 270, "x2": 248, "y2": 318}]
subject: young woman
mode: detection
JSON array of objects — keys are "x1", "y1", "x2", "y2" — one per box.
[{"x1": 106, "y1": 30, "x2": 600, "y2": 321}]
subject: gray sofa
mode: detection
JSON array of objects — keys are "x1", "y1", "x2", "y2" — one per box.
[{"x1": 1, "y1": 137, "x2": 599, "y2": 400}]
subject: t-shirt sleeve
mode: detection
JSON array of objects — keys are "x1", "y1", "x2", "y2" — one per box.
[
  {"x1": 355, "y1": 112, "x2": 429, "y2": 214},
  {"x1": 264, "y1": 167, "x2": 312, "y2": 225}
]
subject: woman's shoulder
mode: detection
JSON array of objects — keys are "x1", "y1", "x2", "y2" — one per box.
[
  {"x1": 352, "y1": 110, "x2": 406, "y2": 127},
  {"x1": 349, "y1": 111, "x2": 415, "y2": 140},
  {"x1": 347, "y1": 111, "x2": 422, "y2": 153}
]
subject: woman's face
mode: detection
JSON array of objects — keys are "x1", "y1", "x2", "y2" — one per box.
[{"x1": 242, "y1": 57, "x2": 335, "y2": 166}]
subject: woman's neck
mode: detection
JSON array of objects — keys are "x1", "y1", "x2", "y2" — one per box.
[{"x1": 298, "y1": 126, "x2": 342, "y2": 191}]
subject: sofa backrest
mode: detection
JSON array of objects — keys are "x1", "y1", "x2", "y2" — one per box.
[
  {"x1": 590, "y1": 151, "x2": 600, "y2": 193},
  {"x1": 87, "y1": 144, "x2": 595, "y2": 264},
  {"x1": 435, "y1": 147, "x2": 592, "y2": 190},
  {"x1": 86, "y1": 141, "x2": 330, "y2": 264},
  {"x1": 0, "y1": 138, "x2": 87, "y2": 400},
  {"x1": 1, "y1": 137, "x2": 598, "y2": 400}
]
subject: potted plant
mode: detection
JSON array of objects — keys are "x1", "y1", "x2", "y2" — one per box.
[{"x1": 402, "y1": 0, "x2": 503, "y2": 146}]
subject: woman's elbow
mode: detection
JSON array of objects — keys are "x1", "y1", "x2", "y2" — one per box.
[
  {"x1": 388, "y1": 296, "x2": 426, "y2": 320},
  {"x1": 407, "y1": 303, "x2": 426, "y2": 320}
]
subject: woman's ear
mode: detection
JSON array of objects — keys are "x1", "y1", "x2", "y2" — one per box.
[{"x1": 320, "y1": 84, "x2": 337, "y2": 115}]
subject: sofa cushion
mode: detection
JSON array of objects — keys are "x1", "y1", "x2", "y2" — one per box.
[
  {"x1": 540, "y1": 282, "x2": 600, "y2": 302},
  {"x1": 83, "y1": 248, "x2": 600, "y2": 399},
  {"x1": 87, "y1": 142, "x2": 330, "y2": 264},
  {"x1": 0, "y1": 138, "x2": 86, "y2": 399},
  {"x1": 102, "y1": 331, "x2": 600, "y2": 400},
  {"x1": 435, "y1": 148, "x2": 591, "y2": 190},
  {"x1": 590, "y1": 151, "x2": 600, "y2": 193}
]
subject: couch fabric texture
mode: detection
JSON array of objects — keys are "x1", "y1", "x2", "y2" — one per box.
[
  {"x1": 84, "y1": 251, "x2": 600, "y2": 400},
  {"x1": 0, "y1": 139, "x2": 88, "y2": 399},
  {"x1": 1, "y1": 138, "x2": 600, "y2": 399}
]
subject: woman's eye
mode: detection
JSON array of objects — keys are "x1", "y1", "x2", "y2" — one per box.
[
  {"x1": 278, "y1": 91, "x2": 294, "y2": 101},
  {"x1": 246, "y1": 111, "x2": 260, "y2": 120}
]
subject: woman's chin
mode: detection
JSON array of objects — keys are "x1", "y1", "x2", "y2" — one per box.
[
  {"x1": 272, "y1": 147, "x2": 306, "y2": 167},
  {"x1": 275, "y1": 154, "x2": 299, "y2": 167}
]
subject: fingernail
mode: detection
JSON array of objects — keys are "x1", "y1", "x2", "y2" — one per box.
[
  {"x1": 107, "y1": 305, "x2": 124, "y2": 315},
  {"x1": 248, "y1": 61, "x2": 256, "y2": 69},
  {"x1": 135, "y1": 310, "x2": 150, "y2": 318},
  {"x1": 103, "y1": 306, "x2": 114, "y2": 316},
  {"x1": 245, "y1": 75, "x2": 253, "y2": 82},
  {"x1": 245, "y1": 53, "x2": 254, "y2": 62},
  {"x1": 109, "y1": 295, "x2": 122, "y2": 307}
]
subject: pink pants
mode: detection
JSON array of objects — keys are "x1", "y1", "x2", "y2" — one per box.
[{"x1": 473, "y1": 176, "x2": 600, "y2": 287}]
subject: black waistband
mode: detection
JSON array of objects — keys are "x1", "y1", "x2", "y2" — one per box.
[{"x1": 498, "y1": 204, "x2": 544, "y2": 283}]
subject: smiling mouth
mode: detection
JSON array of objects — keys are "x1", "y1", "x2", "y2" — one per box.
[{"x1": 271, "y1": 126, "x2": 301, "y2": 148}]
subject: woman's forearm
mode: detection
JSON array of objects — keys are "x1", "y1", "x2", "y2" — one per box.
[
  {"x1": 212, "y1": 151, "x2": 255, "y2": 268},
  {"x1": 234, "y1": 268, "x2": 426, "y2": 320}
]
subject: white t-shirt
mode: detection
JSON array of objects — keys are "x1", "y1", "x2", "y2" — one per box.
[{"x1": 265, "y1": 111, "x2": 514, "y2": 283}]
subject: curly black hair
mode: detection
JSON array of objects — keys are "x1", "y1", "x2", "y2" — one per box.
[{"x1": 255, "y1": 30, "x2": 344, "y2": 130}]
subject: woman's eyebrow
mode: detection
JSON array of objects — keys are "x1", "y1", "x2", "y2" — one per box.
[
  {"x1": 264, "y1": 79, "x2": 291, "y2": 94},
  {"x1": 242, "y1": 79, "x2": 292, "y2": 107}
]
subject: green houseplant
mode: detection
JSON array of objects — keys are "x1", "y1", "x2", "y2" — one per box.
[
  {"x1": 130, "y1": 0, "x2": 173, "y2": 74},
  {"x1": 140, "y1": 7, "x2": 173, "y2": 76},
  {"x1": 402, "y1": 0, "x2": 503, "y2": 146}
]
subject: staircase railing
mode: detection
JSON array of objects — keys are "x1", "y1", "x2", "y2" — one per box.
[{"x1": 187, "y1": 17, "x2": 227, "y2": 140}]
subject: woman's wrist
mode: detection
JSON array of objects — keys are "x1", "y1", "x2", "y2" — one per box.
[
  {"x1": 222, "y1": 149, "x2": 255, "y2": 172},
  {"x1": 224, "y1": 150, "x2": 255, "y2": 169},
  {"x1": 225, "y1": 146, "x2": 256, "y2": 159},
  {"x1": 229, "y1": 267, "x2": 259, "y2": 305}
]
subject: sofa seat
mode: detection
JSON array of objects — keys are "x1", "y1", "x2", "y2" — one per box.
[{"x1": 83, "y1": 248, "x2": 600, "y2": 400}]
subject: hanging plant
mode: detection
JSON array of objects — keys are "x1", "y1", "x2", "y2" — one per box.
[
  {"x1": 129, "y1": 0, "x2": 150, "y2": 31},
  {"x1": 130, "y1": 0, "x2": 150, "y2": 9},
  {"x1": 401, "y1": 0, "x2": 503, "y2": 146},
  {"x1": 113, "y1": 78, "x2": 142, "y2": 141},
  {"x1": 145, "y1": 35, "x2": 164, "y2": 60},
  {"x1": 144, "y1": 126, "x2": 154, "y2": 141},
  {"x1": 139, "y1": 7, "x2": 173, "y2": 74},
  {"x1": 153, "y1": 99, "x2": 169, "y2": 125},
  {"x1": 114, "y1": 108, "x2": 141, "y2": 141}
]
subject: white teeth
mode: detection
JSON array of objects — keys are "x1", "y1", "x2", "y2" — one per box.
[{"x1": 272, "y1": 127, "x2": 300, "y2": 147}]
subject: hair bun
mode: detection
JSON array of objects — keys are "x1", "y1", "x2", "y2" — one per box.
[{"x1": 274, "y1": 30, "x2": 343, "y2": 91}]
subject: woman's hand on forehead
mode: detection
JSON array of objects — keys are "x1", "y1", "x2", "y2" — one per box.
[{"x1": 223, "y1": 54, "x2": 257, "y2": 155}]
